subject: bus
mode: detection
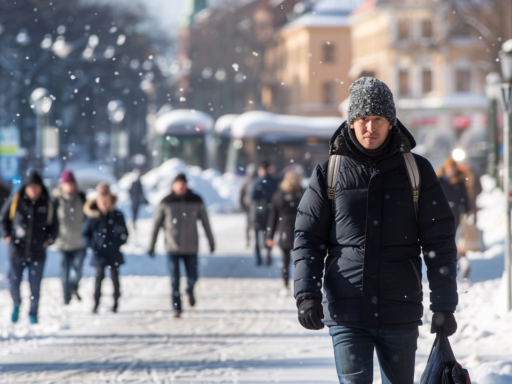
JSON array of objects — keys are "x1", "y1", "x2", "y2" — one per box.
[
  {"x1": 213, "y1": 114, "x2": 238, "y2": 173},
  {"x1": 153, "y1": 109, "x2": 214, "y2": 168},
  {"x1": 226, "y1": 111, "x2": 343, "y2": 176}
]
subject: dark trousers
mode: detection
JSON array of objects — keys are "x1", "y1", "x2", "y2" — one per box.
[
  {"x1": 94, "y1": 265, "x2": 120, "y2": 305},
  {"x1": 131, "y1": 202, "x2": 140, "y2": 223},
  {"x1": 168, "y1": 253, "x2": 198, "y2": 311},
  {"x1": 281, "y1": 248, "x2": 292, "y2": 287},
  {"x1": 329, "y1": 326, "x2": 419, "y2": 384},
  {"x1": 254, "y1": 229, "x2": 271, "y2": 265},
  {"x1": 60, "y1": 249, "x2": 86, "y2": 303},
  {"x1": 8, "y1": 256, "x2": 46, "y2": 317}
]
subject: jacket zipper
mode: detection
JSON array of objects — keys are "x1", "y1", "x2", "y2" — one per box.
[
  {"x1": 25, "y1": 204, "x2": 33, "y2": 260},
  {"x1": 408, "y1": 258, "x2": 422, "y2": 293}
]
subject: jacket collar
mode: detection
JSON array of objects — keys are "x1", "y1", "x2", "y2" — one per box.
[{"x1": 83, "y1": 196, "x2": 118, "y2": 218}]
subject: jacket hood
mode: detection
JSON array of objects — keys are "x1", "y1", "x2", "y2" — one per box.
[
  {"x1": 83, "y1": 195, "x2": 118, "y2": 218},
  {"x1": 329, "y1": 119, "x2": 416, "y2": 156}
]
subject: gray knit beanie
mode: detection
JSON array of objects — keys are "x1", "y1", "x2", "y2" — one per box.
[{"x1": 347, "y1": 77, "x2": 397, "y2": 127}]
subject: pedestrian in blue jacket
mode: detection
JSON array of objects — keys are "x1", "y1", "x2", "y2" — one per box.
[
  {"x1": 82, "y1": 182, "x2": 128, "y2": 314},
  {"x1": 294, "y1": 78, "x2": 458, "y2": 384}
]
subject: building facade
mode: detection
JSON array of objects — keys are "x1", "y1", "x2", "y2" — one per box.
[
  {"x1": 348, "y1": 0, "x2": 493, "y2": 168},
  {"x1": 262, "y1": 0, "x2": 364, "y2": 116}
]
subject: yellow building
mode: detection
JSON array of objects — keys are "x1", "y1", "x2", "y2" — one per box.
[
  {"x1": 347, "y1": 0, "x2": 492, "y2": 167},
  {"x1": 262, "y1": 1, "x2": 364, "y2": 116}
]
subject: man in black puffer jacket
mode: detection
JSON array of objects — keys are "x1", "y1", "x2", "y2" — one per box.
[{"x1": 294, "y1": 77, "x2": 458, "y2": 384}]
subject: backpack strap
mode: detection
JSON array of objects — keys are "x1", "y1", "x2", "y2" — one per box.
[
  {"x1": 402, "y1": 152, "x2": 420, "y2": 221},
  {"x1": 46, "y1": 199, "x2": 54, "y2": 226},
  {"x1": 9, "y1": 193, "x2": 19, "y2": 221},
  {"x1": 327, "y1": 155, "x2": 342, "y2": 213}
]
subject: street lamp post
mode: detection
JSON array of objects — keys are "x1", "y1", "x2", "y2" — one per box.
[
  {"x1": 30, "y1": 88, "x2": 53, "y2": 170},
  {"x1": 107, "y1": 100, "x2": 126, "y2": 177},
  {"x1": 499, "y1": 40, "x2": 512, "y2": 312},
  {"x1": 485, "y1": 73, "x2": 502, "y2": 183}
]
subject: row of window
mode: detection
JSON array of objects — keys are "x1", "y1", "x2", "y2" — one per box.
[
  {"x1": 396, "y1": 19, "x2": 472, "y2": 43},
  {"x1": 397, "y1": 68, "x2": 471, "y2": 97}
]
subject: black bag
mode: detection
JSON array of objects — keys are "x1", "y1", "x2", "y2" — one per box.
[{"x1": 420, "y1": 329, "x2": 471, "y2": 384}]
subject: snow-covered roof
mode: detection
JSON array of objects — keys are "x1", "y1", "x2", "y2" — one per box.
[
  {"x1": 214, "y1": 114, "x2": 238, "y2": 137},
  {"x1": 231, "y1": 111, "x2": 343, "y2": 139},
  {"x1": 283, "y1": 0, "x2": 364, "y2": 30},
  {"x1": 154, "y1": 109, "x2": 214, "y2": 136}
]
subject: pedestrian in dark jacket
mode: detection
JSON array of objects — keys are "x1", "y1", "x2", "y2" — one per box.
[
  {"x1": 238, "y1": 163, "x2": 257, "y2": 248},
  {"x1": 129, "y1": 168, "x2": 146, "y2": 229},
  {"x1": 294, "y1": 77, "x2": 458, "y2": 384},
  {"x1": 436, "y1": 158, "x2": 470, "y2": 230},
  {"x1": 0, "y1": 170, "x2": 59, "y2": 324},
  {"x1": 82, "y1": 182, "x2": 128, "y2": 314},
  {"x1": 0, "y1": 173, "x2": 11, "y2": 209},
  {"x1": 250, "y1": 160, "x2": 278, "y2": 266},
  {"x1": 53, "y1": 169, "x2": 87, "y2": 305},
  {"x1": 266, "y1": 171, "x2": 304, "y2": 290},
  {"x1": 148, "y1": 173, "x2": 215, "y2": 318}
]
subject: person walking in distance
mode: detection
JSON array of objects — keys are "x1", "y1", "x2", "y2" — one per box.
[
  {"x1": 250, "y1": 160, "x2": 278, "y2": 266},
  {"x1": 147, "y1": 173, "x2": 215, "y2": 318},
  {"x1": 82, "y1": 182, "x2": 128, "y2": 314},
  {"x1": 53, "y1": 170, "x2": 87, "y2": 305},
  {"x1": 129, "y1": 168, "x2": 146, "y2": 230},
  {"x1": 266, "y1": 171, "x2": 304, "y2": 292},
  {"x1": 1, "y1": 170, "x2": 59, "y2": 324},
  {"x1": 0, "y1": 172, "x2": 11, "y2": 209},
  {"x1": 294, "y1": 77, "x2": 458, "y2": 384},
  {"x1": 238, "y1": 163, "x2": 257, "y2": 248}
]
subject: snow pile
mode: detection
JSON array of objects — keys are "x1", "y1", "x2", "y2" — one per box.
[
  {"x1": 114, "y1": 158, "x2": 243, "y2": 213},
  {"x1": 471, "y1": 361, "x2": 512, "y2": 384}
]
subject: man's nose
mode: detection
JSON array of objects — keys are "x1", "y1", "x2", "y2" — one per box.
[{"x1": 366, "y1": 121, "x2": 375, "y2": 133}]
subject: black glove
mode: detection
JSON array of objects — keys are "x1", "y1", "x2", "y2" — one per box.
[
  {"x1": 298, "y1": 298, "x2": 324, "y2": 330},
  {"x1": 431, "y1": 312, "x2": 457, "y2": 336},
  {"x1": 148, "y1": 249, "x2": 155, "y2": 258}
]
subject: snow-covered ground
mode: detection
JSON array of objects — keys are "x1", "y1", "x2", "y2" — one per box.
[{"x1": 0, "y1": 175, "x2": 511, "y2": 383}]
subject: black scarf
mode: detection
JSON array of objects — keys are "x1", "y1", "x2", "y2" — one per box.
[{"x1": 348, "y1": 127, "x2": 394, "y2": 160}]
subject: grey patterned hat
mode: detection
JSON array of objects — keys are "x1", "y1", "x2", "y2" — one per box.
[{"x1": 347, "y1": 77, "x2": 397, "y2": 127}]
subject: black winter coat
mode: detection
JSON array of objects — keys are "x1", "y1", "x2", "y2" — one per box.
[
  {"x1": 250, "y1": 174, "x2": 278, "y2": 230},
  {"x1": 0, "y1": 183, "x2": 10, "y2": 209},
  {"x1": 294, "y1": 121, "x2": 458, "y2": 329},
  {"x1": 82, "y1": 197, "x2": 128, "y2": 267},
  {"x1": 267, "y1": 189, "x2": 304, "y2": 250},
  {"x1": 0, "y1": 185, "x2": 59, "y2": 261}
]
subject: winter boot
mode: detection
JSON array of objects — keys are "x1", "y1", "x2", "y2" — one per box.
[
  {"x1": 29, "y1": 315, "x2": 38, "y2": 324},
  {"x1": 11, "y1": 305, "x2": 20, "y2": 323},
  {"x1": 73, "y1": 290, "x2": 82, "y2": 301},
  {"x1": 187, "y1": 292, "x2": 196, "y2": 307},
  {"x1": 112, "y1": 300, "x2": 118, "y2": 313},
  {"x1": 92, "y1": 299, "x2": 100, "y2": 314},
  {"x1": 173, "y1": 310, "x2": 182, "y2": 318}
]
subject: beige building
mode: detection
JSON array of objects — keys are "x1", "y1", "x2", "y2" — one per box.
[
  {"x1": 262, "y1": 1, "x2": 364, "y2": 116},
  {"x1": 347, "y1": 0, "x2": 493, "y2": 167}
]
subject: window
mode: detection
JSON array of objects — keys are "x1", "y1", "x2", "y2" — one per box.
[
  {"x1": 422, "y1": 69, "x2": 433, "y2": 94},
  {"x1": 397, "y1": 20, "x2": 409, "y2": 41},
  {"x1": 453, "y1": 23, "x2": 471, "y2": 38},
  {"x1": 421, "y1": 20, "x2": 433, "y2": 39},
  {"x1": 398, "y1": 69, "x2": 409, "y2": 96},
  {"x1": 323, "y1": 82, "x2": 337, "y2": 105},
  {"x1": 323, "y1": 43, "x2": 335, "y2": 63},
  {"x1": 360, "y1": 70, "x2": 376, "y2": 79},
  {"x1": 455, "y1": 69, "x2": 471, "y2": 93}
]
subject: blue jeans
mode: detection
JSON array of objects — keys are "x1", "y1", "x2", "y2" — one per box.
[
  {"x1": 329, "y1": 326, "x2": 419, "y2": 384},
  {"x1": 60, "y1": 249, "x2": 86, "y2": 303},
  {"x1": 168, "y1": 254, "x2": 198, "y2": 311},
  {"x1": 8, "y1": 257, "x2": 46, "y2": 317}
]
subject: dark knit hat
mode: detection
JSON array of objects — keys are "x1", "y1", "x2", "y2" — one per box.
[
  {"x1": 348, "y1": 77, "x2": 397, "y2": 127},
  {"x1": 173, "y1": 173, "x2": 187, "y2": 184},
  {"x1": 60, "y1": 169, "x2": 76, "y2": 184},
  {"x1": 25, "y1": 170, "x2": 43, "y2": 186}
]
